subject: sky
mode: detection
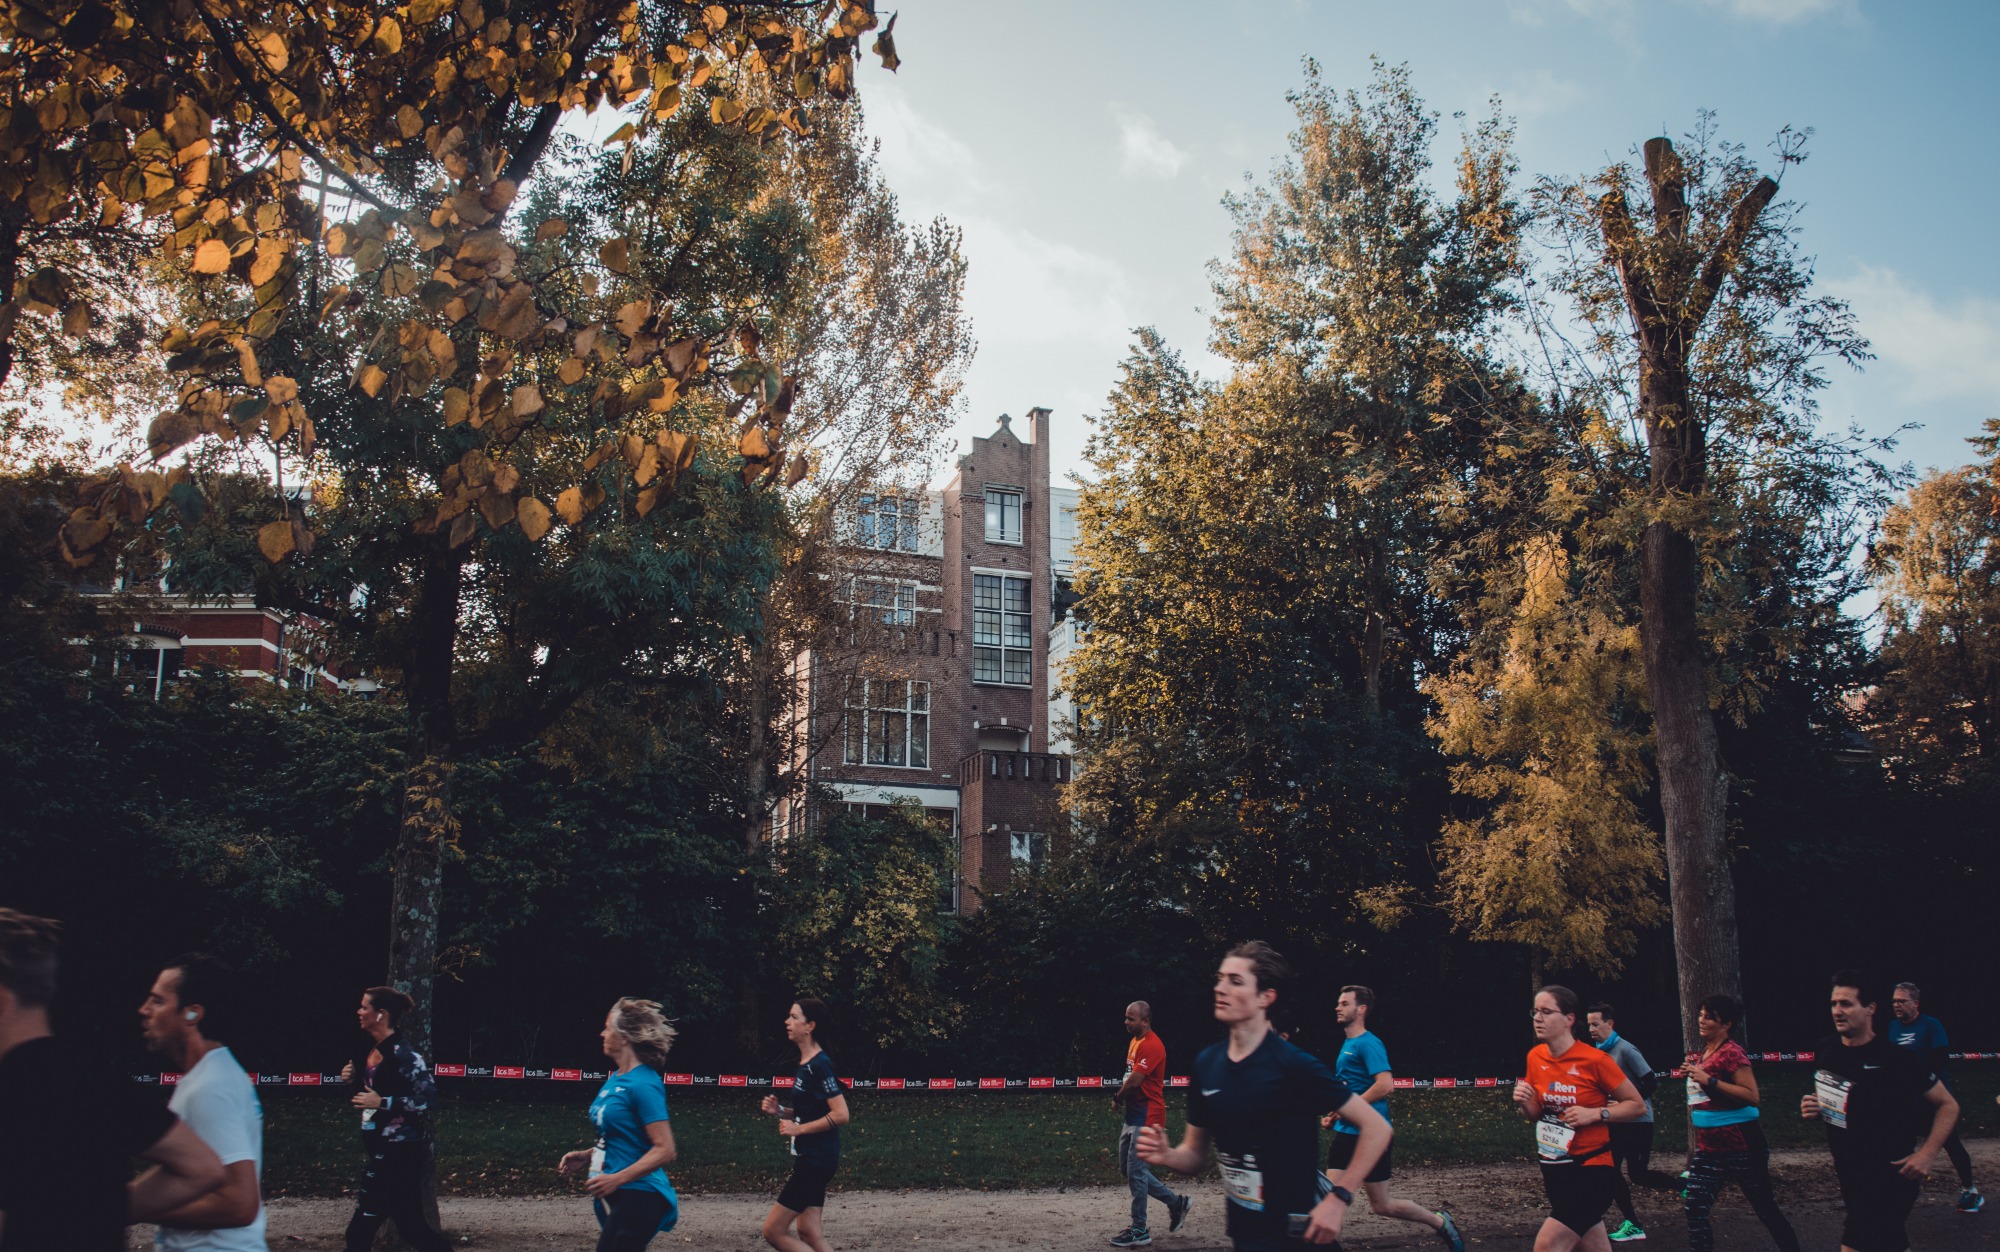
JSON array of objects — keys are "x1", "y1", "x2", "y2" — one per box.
[{"x1": 851, "y1": 0, "x2": 2000, "y2": 489}]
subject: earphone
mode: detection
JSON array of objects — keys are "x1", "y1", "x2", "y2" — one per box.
[{"x1": 184, "y1": 1010, "x2": 199, "y2": 1022}]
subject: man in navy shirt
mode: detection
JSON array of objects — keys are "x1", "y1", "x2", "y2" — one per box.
[
  {"x1": 1889, "y1": 982, "x2": 1980, "y2": 1212},
  {"x1": 1140, "y1": 942, "x2": 1391, "y2": 1250}
]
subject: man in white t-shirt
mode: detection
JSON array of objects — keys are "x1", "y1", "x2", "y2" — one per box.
[{"x1": 136, "y1": 955, "x2": 265, "y2": 1250}]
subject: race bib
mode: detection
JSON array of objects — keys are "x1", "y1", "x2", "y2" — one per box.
[
  {"x1": 1536, "y1": 1115, "x2": 1577, "y2": 1162},
  {"x1": 1813, "y1": 1070, "x2": 1851, "y2": 1130},
  {"x1": 1686, "y1": 1077, "x2": 1708, "y2": 1106},
  {"x1": 588, "y1": 1143, "x2": 606, "y2": 1179},
  {"x1": 360, "y1": 1107, "x2": 376, "y2": 1129},
  {"x1": 1219, "y1": 1153, "x2": 1265, "y2": 1211}
]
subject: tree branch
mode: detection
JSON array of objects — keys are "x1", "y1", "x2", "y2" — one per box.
[
  {"x1": 1595, "y1": 189, "x2": 1666, "y2": 352},
  {"x1": 1642, "y1": 137, "x2": 1688, "y2": 245},
  {"x1": 188, "y1": 1, "x2": 398, "y2": 215},
  {"x1": 1688, "y1": 175, "x2": 1779, "y2": 330}
]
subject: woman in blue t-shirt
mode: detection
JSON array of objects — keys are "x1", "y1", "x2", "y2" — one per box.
[
  {"x1": 557, "y1": 998, "x2": 681, "y2": 1252},
  {"x1": 758, "y1": 996, "x2": 850, "y2": 1252}
]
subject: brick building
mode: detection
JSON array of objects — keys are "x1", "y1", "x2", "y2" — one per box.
[
  {"x1": 87, "y1": 586, "x2": 360, "y2": 698},
  {"x1": 788, "y1": 408, "x2": 1073, "y2": 911}
]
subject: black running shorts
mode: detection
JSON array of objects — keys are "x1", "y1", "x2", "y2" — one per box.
[
  {"x1": 776, "y1": 1159, "x2": 836, "y2": 1212},
  {"x1": 1326, "y1": 1130, "x2": 1392, "y2": 1183},
  {"x1": 1540, "y1": 1162, "x2": 1617, "y2": 1235},
  {"x1": 1834, "y1": 1158, "x2": 1921, "y2": 1252}
]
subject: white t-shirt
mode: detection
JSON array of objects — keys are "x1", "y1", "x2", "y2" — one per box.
[{"x1": 157, "y1": 1045, "x2": 266, "y2": 1252}]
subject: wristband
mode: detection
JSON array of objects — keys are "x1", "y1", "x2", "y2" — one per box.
[
  {"x1": 1600, "y1": 1106, "x2": 1609, "y2": 1122},
  {"x1": 1328, "y1": 1185, "x2": 1354, "y2": 1206}
]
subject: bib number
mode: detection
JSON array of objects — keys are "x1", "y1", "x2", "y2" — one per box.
[
  {"x1": 1686, "y1": 1077, "x2": 1707, "y2": 1106},
  {"x1": 1536, "y1": 1115, "x2": 1577, "y2": 1162},
  {"x1": 588, "y1": 1142, "x2": 606, "y2": 1179},
  {"x1": 1219, "y1": 1155, "x2": 1265, "y2": 1212},
  {"x1": 1813, "y1": 1071, "x2": 1851, "y2": 1130}
]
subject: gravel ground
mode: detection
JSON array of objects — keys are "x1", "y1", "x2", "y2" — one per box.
[{"x1": 134, "y1": 1143, "x2": 2000, "y2": 1250}]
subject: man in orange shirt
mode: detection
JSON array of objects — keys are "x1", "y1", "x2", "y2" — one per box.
[{"x1": 1110, "y1": 1001, "x2": 1191, "y2": 1247}]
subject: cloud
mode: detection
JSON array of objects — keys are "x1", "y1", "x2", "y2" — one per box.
[
  {"x1": 862, "y1": 81, "x2": 993, "y2": 200},
  {"x1": 1497, "y1": 68, "x2": 1588, "y2": 120},
  {"x1": 1508, "y1": 0, "x2": 1854, "y2": 26},
  {"x1": 1829, "y1": 266, "x2": 2000, "y2": 412},
  {"x1": 1112, "y1": 107, "x2": 1190, "y2": 180},
  {"x1": 1708, "y1": 0, "x2": 1856, "y2": 22}
]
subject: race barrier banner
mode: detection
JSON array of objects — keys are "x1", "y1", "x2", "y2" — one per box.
[{"x1": 134, "y1": 1051, "x2": 2000, "y2": 1088}]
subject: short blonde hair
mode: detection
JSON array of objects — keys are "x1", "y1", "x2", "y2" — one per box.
[{"x1": 609, "y1": 998, "x2": 678, "y2": 1072}]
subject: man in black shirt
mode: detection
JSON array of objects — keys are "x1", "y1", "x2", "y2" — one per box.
[
  {"x1": 1800, "y1": 969, "x2": 1958, "y2": 1252},
  {"x1": 1140, "y1": 941, "x2": 1392, "y2": 1251},
  {"x1": 0, "y1": 908, "x2": 227, "y2": 1252}
]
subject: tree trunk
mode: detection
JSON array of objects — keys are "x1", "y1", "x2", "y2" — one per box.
[
  {"x1": 383, "y1": 545, "x2": 461, "y2": 1246},
  {"x1": 1598, "y1": 137, "x2": 1774, "y2": 1053},
  {"x1": 735, "y1": 634, "x2": 775, "y2": 1054}
]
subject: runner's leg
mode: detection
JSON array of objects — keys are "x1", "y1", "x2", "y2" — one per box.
[
  {"x1": 1944, "y1": 1129, "x2": 1975, "y2": 1189},
  {"x1": 1363, "y1": 1181, "x2": 1445, "y2": 1230},
  {"x1": 1533, "y1": 1218, "x2": 1590, "y2": 1252},
  {"x1": 794, "y1": 1206, "x2": 834, "y2": 1252},
  {"x1": 1732, "y1": 1142, "x2": 1801, "y2": 1252},
  {"x1": 1681, "y1": 1150, "x2": 1726, "y2": 1252},
  {"x1": 594, "y1": 1191, "x2": 672, "y2": 1252},
  {"x1": 1604, "y1": 1127, "x2": 1638, "y2": 1225},
  {"x1": 1623, "y1": 1122, "x2": 1676, "y2": 1190},
  {"x1": 761, "y1": 1202, "x2": 813, "y2": 1252}
]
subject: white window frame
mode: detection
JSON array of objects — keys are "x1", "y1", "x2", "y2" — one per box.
[
  {"x1": 842, "y1": 678, "x2": 931, "y2": 769},
  {"x1": 855, "y1": 493, "x2": 921, "y2": 553},
  {"x1": 841, "y1": 576, "x2": 919, "y2": 627},
  {"x1": 984, "y1": 486, "x2": 1023, "y2": 545},
  {"x1": 972, "y1": 571, "x2": 1032, "y2": 686},
  {"x1": 1010, "y1": 831, "x2": 1049, "y2": 872}
]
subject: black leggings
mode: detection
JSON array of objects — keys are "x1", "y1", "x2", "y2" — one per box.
[
  {"x1": 1682, "y1": 1123, "x2": 1800, "y2": 1252},
  {"x1": 1944, "y1": 1128, "x2": 1975, "y2": 1188},
  {"x1": 1606, "y1": 1121, "x2": 1678, "y2": 1221},
  {"x1": 345, "y1": 1142, "x2": 451, "y2": 1252},
  {"x1": 594, "y1": 1188, "x2": 673, "y2": 1252}
]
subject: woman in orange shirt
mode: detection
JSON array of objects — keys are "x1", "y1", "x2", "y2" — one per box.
[{"x1": 1512, "y1": 986, "x2": 1648, "y2": 1252}]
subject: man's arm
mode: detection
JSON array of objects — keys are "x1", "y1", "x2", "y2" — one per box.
[
  {"x1": 1893, "y1": 1081, "x2": 1960, "y2": 1179},
  {"x1": 1308, "y1": 1096, "x2": 1387, "y2": 1244},
  {"x1": 1354, "y1": 1069, "x2": 1393, "y2": 1107},
  {"x1": 1136, "y1": 1121, "x2": 1208, "y2": 1175},
  {"x1": 137, "y1": 1159, "x2": 258, "y2": 1229},
  {"x1": 127, "y1": 1120, "x2": 227, "y2": 1223}
]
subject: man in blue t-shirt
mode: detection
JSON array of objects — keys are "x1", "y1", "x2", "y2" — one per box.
[
  {"x1": 1322, "y1": 987, "x2": 1463, "y2": 1252},
  {"x1": 1890, "y1": 982, "x2": 1980, "y2": 1212},
  {"x1": 1139, "y1": 941, "x2": 1389, "y2": 1251}
]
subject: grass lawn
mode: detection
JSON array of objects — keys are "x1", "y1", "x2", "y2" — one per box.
[{"x1": 261, "y1": 1067, "x2": 2000, "y2": 1197}]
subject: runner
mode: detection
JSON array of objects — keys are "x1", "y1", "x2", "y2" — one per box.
[
  {"x1": 1888, "y1": 981, "x2": 1981, "y2": 1212},
  {"x1": 1138, "y1": 941, "x2": 1391, "y2": 1250},
  {"x1": 757, "y1": 997, "x2": 850, "y2": 1252},
  {"x1": 558, "y1": 998, "x2": 680, "y2": 1251},
  {"x1": 1108, "y1": 1000, "x2": 1191, "y2": 1247},
  {"x1": 0, "y1": 908, "x2": 228, "y2": 1252},
  {"x1": 1512, "y1": 985, "x2": 1648, "y2": 1252},
  {"x1": 1801, "y1": 970, "x2": 1959, "y2": 1252},
  {"x1": 339, "y1": 986, "x2": 450, "y2": 1252},
  {"x1": 1680, "y1": 994, "x2": 1800, "y2": 1252},
  {"x1": 136, "y1": 954, "x2": 266, "y2": 1251},
  {"x1": 1585, "y1": 1002, "x2": 1674, "y2": 1241},
  {"x1": 1319, "y1": 986, "x2": 1464, "y2": 1252}
]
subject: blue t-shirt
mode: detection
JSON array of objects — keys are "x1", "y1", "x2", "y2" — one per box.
[
  {"x1": 589, "y1": 1066, "x2": 679, "y2": 1227},
  {"x1": 788, "y1": 1050, "x2": 845, "y2": 1169},
  {"x1": 1331, "y1": 1030, "x2": 1391, "y2": 1135},
  {"x1": 1888, "y1": 1014, "x2": 1951, "y2": 1088},
  {"x1": 1187, "y1": 1029, "x2": 1355, "y2": 1242}
]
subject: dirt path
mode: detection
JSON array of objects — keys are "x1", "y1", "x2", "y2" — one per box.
[{"x1": 137, "y1": 1144, "x2": 2000, "y2": 1249}]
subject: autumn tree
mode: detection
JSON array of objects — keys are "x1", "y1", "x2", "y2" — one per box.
[
  {"x1": 3, "y1": 0, "x2": 911, "y2": 1057},
  {"x1": 1868, "y1": 421, "x2": 2000, "y2": 782},
  {"x1": 1514, "y1": 121, "x2": 1878, "y2": 1043}
]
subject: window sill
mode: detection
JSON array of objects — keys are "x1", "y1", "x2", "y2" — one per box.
[
  {"x1": 971, "y1": 680, "x2": 1033, "y2": 689},
  {"x1": 982, "y1": 536, "x2": 1025, "y2": 546},
  {"x1": 838, "y1": 761, "x2": 935, "y2": 771}
]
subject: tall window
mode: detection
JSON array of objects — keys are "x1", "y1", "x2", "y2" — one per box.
[
  {"x1": 856, "y1": 494, "x2": 919, "y2": 552},
  {"x1": 984, "y1": 487, "x2": 1022, "y2": 544},
  {"x1": 1057, "y1": 506, "x2": 1077, "y2": 540},
  {"x1": 973, "y1": 573, "x2": 1031, "y2": 684},
  {"x1": 842, "y1": 577, "x2": 916, "y2": 627},
  {"x1": 1010, "y1": 831, "x2": 1049, "y2": 872},
  {"x1": 843, "y1": 679, "x2": 930, "y2": 768}
]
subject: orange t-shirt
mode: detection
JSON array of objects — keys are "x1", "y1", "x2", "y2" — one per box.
[
  {"x1": 1523, "y1": 1041, "x2": 1627, "y2": 1166},
  {"x1": 1125, "y1": 1031, "x2": 1167, "y2": 1127}
]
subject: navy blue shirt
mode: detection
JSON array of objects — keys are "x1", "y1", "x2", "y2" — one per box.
[
  {"x1": 1887, "y1": 1014, "x2": 1951, "y2": 1089},
  {"x1": 789, "y1": 1051, "x2": 844, "y2": 1169},
  {"x1": 1187, "y1": 1030, "x2": 1355, "y2": 1241}
]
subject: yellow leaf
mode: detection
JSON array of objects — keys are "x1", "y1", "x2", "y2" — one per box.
[
  {"x1": 786, "y1": 452, "x2": 810, "y2": 487},
  {"x1": 702, "y1": 5, "x2": 729, "y2": 32},
  {"x1": 356, "y1": 365, "x2": 388, "y2": 397},
  {"x1": 255, "y1": 30, "x2": 290, "y2": 73},
  {"x1": 635, "y1": 485, "x2": 661, "y2": 517},
  {"x1": 558, "y1": 357, "x2": 585, "y2": 384},
  {"x1": 61, "y1": 302, "x2": 91, "y2": 337},
  {"x1": 256, "y1": 519, "x2": 296, "y2": 562},
  {"x1": 739, "y1": 426, "x2": 772, "y2": 460},
  {"x1": 191, "y1": 238, "x2": 231, "y2": 274},
  {"x1": 635, "y1": 444, "x2": 660, "y2": 486},
  {"x1": 263, "y1": 375, "x2": 300, "y2": 404},
  {"x1": 614, "y1": 299, "x2": 650, "y2": 337},
  {"x1": 535, "y1": 218, "x2": 569, "y2": 241},
  {"x1": 249, "y1": 238, "x2": 287, "y2": 286},
  {"x1": 511, "y1": 383, "x2": 544, "y2": 417},
  {"x1": 711, "y1": 98, "x2": 745, "y2": 126},
  {"x1": 372, "y1": 16, "x2": 404, "y2": 53},
  {"x1": 599, "y1": 236, "x2": 629, "y2": 274},
  {"x1": 442, "y1": 386, "x2": 470, "y2": 425},
  {"x1": 382, "y1": 262, "x2": 422, "y2": 298},
  {"x1": 555, "y1": 486, "x2": 584, "y2": 525},
  {"x1": 517, "y1": 496, "x2": 552, "y2": 540},
  {"x1": 603, "y1": 122, "x2": 637, "y2": 146},
  {"x1": 351, "y1": 238, "x2": 387, "y2": 272},
  {"x1": 396, "y1": 105, "x2": 425, "y2": 139}
]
